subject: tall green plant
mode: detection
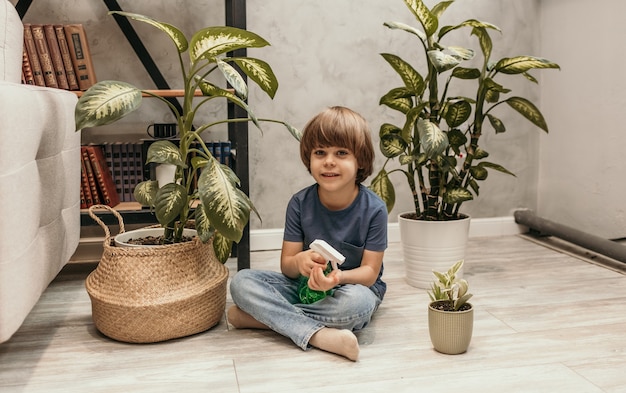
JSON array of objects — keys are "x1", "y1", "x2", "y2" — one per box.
[
  {"x1": 370, "y1": 0, "x2": 560, "y2": 221},
  {"x1": 75, "y1": 12, "x2": 299, "y2": 262}
]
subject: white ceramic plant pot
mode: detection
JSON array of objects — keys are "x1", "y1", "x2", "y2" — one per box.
[
  {"x1": 114, "y1": 227, "x2": 197, "y2": 247},
  {"x1": 398, "y1": 213, "x2": 470, "y2": 288}
]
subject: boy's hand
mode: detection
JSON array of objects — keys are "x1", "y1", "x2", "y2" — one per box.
[
  {"x1": 295, "y1": 249, "x2": 328, "y2": 277},
  {"x1": 308, "y1": 266, "x2": 341, "y2": 291}
]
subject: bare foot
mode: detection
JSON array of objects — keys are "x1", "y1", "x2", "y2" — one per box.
[
  {"x1": 309, "y1": 327, "x2": 360, "y2": 361},
  {"x1": 227, "y1": 305, "x2": 270, "y2": 329}
]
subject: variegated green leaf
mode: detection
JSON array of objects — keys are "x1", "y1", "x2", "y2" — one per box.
[
  {"x1": 447, "y1": 128, "x2": 468, "y2": 149},
  {"x1": 369, "y1": 169, "x2": 396, "y2": 213},
  {"x1": 403, "y1": 0, "x2": 438, "y2": 36},
  {"x1": 383, "y1": 21, "x2": 426, "y2": 42},
  {"x1": 231, "y1": 57, "x2": 279, "y2": 99},
  {"x1": 380, "y1": 87, "x2": 414, "y2": 114},
  {"x1": 470, "y1": 165, "x2": 488, "y2": 180},
  {"x1": 487, "y1": 114, "x2": 505, "y2": 134},
  {"x1": 471, "y1": 26, "x2": 493, "y2": 63},
  {"x1": 402, "y1": 104, "x2": 427, "y2": 143},
  {"x1": 443, "y1": 99, "x2": 471, "y2": 128},
  {"x1": 193, "y1": 204, "x2": 214, "y2": 243},
  {"x1": 381, "y1": 53, "x2": 425, "y2": 95},
  {"x1": 212, "y1": 231, "x2": 233, "y2": 264},
  {"x1": 109, "y1": 11, "x2": 188, "y2": 52},
  {"x1": 417, "y1": 118, "x2": 448, "y2": 158},
  {"x1": 505, "y1": 96, "x2": 549, "y2": 132},
  {"x1": 476, "y1": 161, "x2": 516, "y2": 177},
  {"x1": 494, "y1": 56, "x2": 560, "y2": 75},
  {"x1": 154, "y1": 183, "x2": 187, "y2": 224},
  {"x1": 189, "y1": 26, "x2": 269, "y2": 62},
  {"x1": 198, "y1": 158, "x2": 251, "y2": 243},
  {"x1": 379, "y1": 123, "x2": 406, "y2": 158},
  {"x1": 197, "y1": 78, "x2": 263, "y2": 132},
  {"x1": 443, "y1": 187, "x2": 473, "y2": 204},
  {"x1": 217, "y1": 58, "x2": 248, "y2": 99},
  {"x1": 447, "y1": 46, "x2": 475, "y2": 61},
  {"x1": 431, "y1": 1, "x2": 455, "y2": 19},
  {"x1": 146, "y1": 140, "x2": 185, "y2": 167},
  {"x1": 452, "y1": 67, "x2": 481, "y2": 80},
  {"x1": 474, "y1": 147, "x2": 489, "y2": 159},
  {"x1": 133, "y1": 180, "x2": 158, "y2": 207},
  {"x1": 440, "y1": 19, "x2": 500, "y2": 40},
  {"x1": 428, "y1": 50, "x2": 461, "y2": 73},
  {"x1": 75, "y1": 81, "x2": 142, "y2": 130}
]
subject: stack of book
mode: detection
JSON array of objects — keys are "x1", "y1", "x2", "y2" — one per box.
[
  {"x1": 22, "y1": 23, "x2": 96, "y2": 91},
  {"x1": 80, "y1": 141, "x2": 233, "y2": 209}
]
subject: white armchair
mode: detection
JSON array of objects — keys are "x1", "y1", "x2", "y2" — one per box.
[{"x1": 0, "y1": 0, "x2": 81, "y2": 343}]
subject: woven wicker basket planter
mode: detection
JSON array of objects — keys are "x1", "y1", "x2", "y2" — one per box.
[
  {"x1": 85, "y1": 205, "x2": 228, "y2": 343},
  {"x1": 428, "y1": 300, "x2": 474, "y2": 354}
]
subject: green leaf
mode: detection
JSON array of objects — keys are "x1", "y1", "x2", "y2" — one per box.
[
  {"x1": 417, "y1": 118, "x2": 448, "y2": 158},
  {"x1": 154, "y1": 183, "x2": 187, "y2": 225},
  {"x1": 197, "y1": 78, "x2": 263, "y2": 132},
  {"x1": 369, "y1": 169, "x2": 396, "y2": 213},
  {"x1": 381, "y1": 53, "x2": 424, "y2": 95},
  {"x1": 217, "y1": 58, "x2": 248, "y2": 99},
  {"x1": 379, "y1": 123, "x2": 406, "y2": 158},
  {"x1": 505, "y1": 96, "x2": 549, "y2": 132},
  {"x1": 477, "y1": 161, "x2": 516, "y2": 177},
  {"x1": 133, "y1": 180, "x2": 158, "y2": 207},
  {"x1": 231, "y1": 57, "x2": 279, "y2": 99},
  {"x1": 447, "y1": 46, "x2": 475, "y2": 61},
  {"x1": 383, "y1": 21, "x2": 426, "y2": 42},
  {"x1": 443, "y1": 187, "x2": 473, "y2": 204},
  {"x1": 440, "y1": 19, "x2": 500, "y2": 40},
  {"x1": 474, "y1": 147, "x2": 489, "y2": 159},
  {"x1": 189, "y1": 26, "x2": 269, "y2": 62},
  {"x1": 109, "y1": 11, "x2": 188, "y2": 52},
  {"x1": 487, "y1": 114, "x2": 505, "y2": 134},
  {"x1": 443, "y1": 99, "x2": 472, "y2": 128},
  {"x1": 447, "y1": 128, "x2": 468, "y2": 149},
  {"x1": 145, "y1": 140, "x2": 185, "y2": 167},
  {"x1": 380, "y1": 87, "x2": 414, "y2": 114},
  {"x1": 470, "y1": 165, "x2": 488, "y2": 180},
  {"x1": 431, "y1": 1, "x2": 455, "y2": 19},
  {"x1": 494, "y1": 56, "x2": 560, "y2": 75},
  {"x1": 403, "y1": 0, "x2": 438, "y2": 36},
  {"x1": 198, "y1": 158, "x2": 251, "y2": 243},
  {"x1": 452, "y1": 67, "x2": 481, "y2": 80},
  {"x1": 75, "y1": 81, "x2": 142, "y2": 130},
  {"x1": 427, "y1": 50, "x2": 461, "y2": 73},
  {"x1": 212, "y1": 231, "x2": 233, "y2": 264},
  {"x1": 194, "y1": 204, "x2": 215, "y2": 243},
  {"x1": 471, "y1": 26, "x2": 494, "y2": 64}
]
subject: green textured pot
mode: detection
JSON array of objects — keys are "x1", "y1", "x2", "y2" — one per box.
[{"x1": 428, "y1": 300, "x2": 474, "y2": 354}]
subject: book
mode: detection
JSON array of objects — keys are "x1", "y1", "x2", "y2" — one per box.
[
  {"x1": 86, "y1": 145, "x2": 120, "y2": 207},
  {"x1": 23, "y1": 24, "x2": 45, "y2": 86},
  {"x1": 130, "y1": 142, "x2": 144, "y2": 202},
  {"x1": 80, "y1": 149, "x2": 94, "y2": 207},
  {"x1": 21, "y1": 46, "x2": 35, "y2": 85},
  {"x1": 120, "y1": 142, "x2": 133, "y2": 202},
  {"x1": 64, "y1": 24, "x2": 97, "y2": 90},
  {"x1": 30, "y1": 24, "x2": 58, "y2": 88},
  {"x1": 81, "y1": 146, "x2": 101, "y2": 205},
  {"x1": 43, "y1": 24, "x2": 69, "y2": 90},
  {"x1": 54, "y1": 25, "x2": 79, "y2": 91}
]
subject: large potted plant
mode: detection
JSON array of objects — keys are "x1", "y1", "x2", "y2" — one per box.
[
  {"x1": 428, "y1": 260, "x2": 473, "y2": 354},
  {"x1": 76, "y1": 12, "x2": 298, "y2": 343},
  {"x1": 369, "y1": 0, "x2": 560, "y2": 287}
]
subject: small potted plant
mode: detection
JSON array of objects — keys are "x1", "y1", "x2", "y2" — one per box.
[
  {"x1": 369, "y1": 0, "x2": 560, "y2": 287},
  {"x1": 75, "y1": 11, "x2": 298, "y2": 343},
  {"x1": 427, "y1": 260, "x2": 473, "y2": 354}
]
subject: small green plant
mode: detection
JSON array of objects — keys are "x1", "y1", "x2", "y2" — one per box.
[
  {"x1": 428, "y1": 260, "x2": 472, "y2": 311},
  {"x1": 74, "y1": 12, "x2": 299, "y2": 262}
]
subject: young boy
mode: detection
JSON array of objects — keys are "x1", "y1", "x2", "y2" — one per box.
[{"x1": 228, "y1": 106, "x2": 387, "y2": 361}]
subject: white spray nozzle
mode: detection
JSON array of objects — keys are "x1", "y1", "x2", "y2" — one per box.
[{"x1": 310, "y1": 239, "x2": 345, "y2": 270}]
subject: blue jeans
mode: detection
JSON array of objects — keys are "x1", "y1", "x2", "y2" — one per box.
[{"x1": 230, "y1": 269, "x2": 382, "y2": 350}]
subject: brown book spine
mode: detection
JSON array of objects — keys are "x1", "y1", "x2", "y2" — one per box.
[
  {"x1": 23, "y1": 24, "x2": 45, "y2": 86},
  {"x1": 22, "y1": 46, "x2": 35, "y2": 85},
  {"x1": 87, "y1": 145, "x2": 120, "y2": 207},
  {"x1": 64, "y1": 24, "x2": 97, "y2": 91},
  {"x1": 54, "y1": 25, "x2": 79, "y2": 91},
  {"x1": 80, "y1": 150, "x2": 93, "y2": 207},
  {"x1": 81, "y1": 146, "x2": 101, "y2": 205},
  {"x1": 30, "y1": 24, "x2": 58, "y2": 88},
  {"x1": 43, "y1": 24, "x2": 69, "y2": 90}
]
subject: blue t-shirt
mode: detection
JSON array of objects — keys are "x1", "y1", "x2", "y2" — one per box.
[{"x1": 283, "y1": 183, "x2": 388, "y2": 299}]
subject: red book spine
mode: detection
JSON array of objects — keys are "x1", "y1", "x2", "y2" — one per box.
[
  {"x1": 87, "y1": 145, "x2": 120, "y2": 207},
  {"x1": 81, "y1": 146, "x2": 101, "y2": 205}
]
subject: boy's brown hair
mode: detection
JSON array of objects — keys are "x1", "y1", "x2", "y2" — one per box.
[{"x1": 300, "y1": 106, "x2": 375, "y2": 184}]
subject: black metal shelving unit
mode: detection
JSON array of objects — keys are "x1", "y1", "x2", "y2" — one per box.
[{"x1": 17, "y1": 0, "x2": 251, "y2": 270}]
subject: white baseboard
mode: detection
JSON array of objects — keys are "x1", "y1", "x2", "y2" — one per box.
[
  {"x1": 71, "y1": 216, "x2": 529, "y2": 261},
  {"x1": 251, "y1": 216, "x2": 528, "y2": 251}
]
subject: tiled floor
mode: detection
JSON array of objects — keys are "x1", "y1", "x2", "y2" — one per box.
[{"x1": 1, "y1": 235, "x2": 625, "y2": 392}]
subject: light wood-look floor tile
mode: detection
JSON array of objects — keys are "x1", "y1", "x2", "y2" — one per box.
[{"x1": 1, "y1": 235, "x2": 625, "y2": 392}]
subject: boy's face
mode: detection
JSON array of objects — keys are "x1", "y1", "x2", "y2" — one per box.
[{"x1": 309, "y1": 146, "x2": 359, "y2": 193}]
